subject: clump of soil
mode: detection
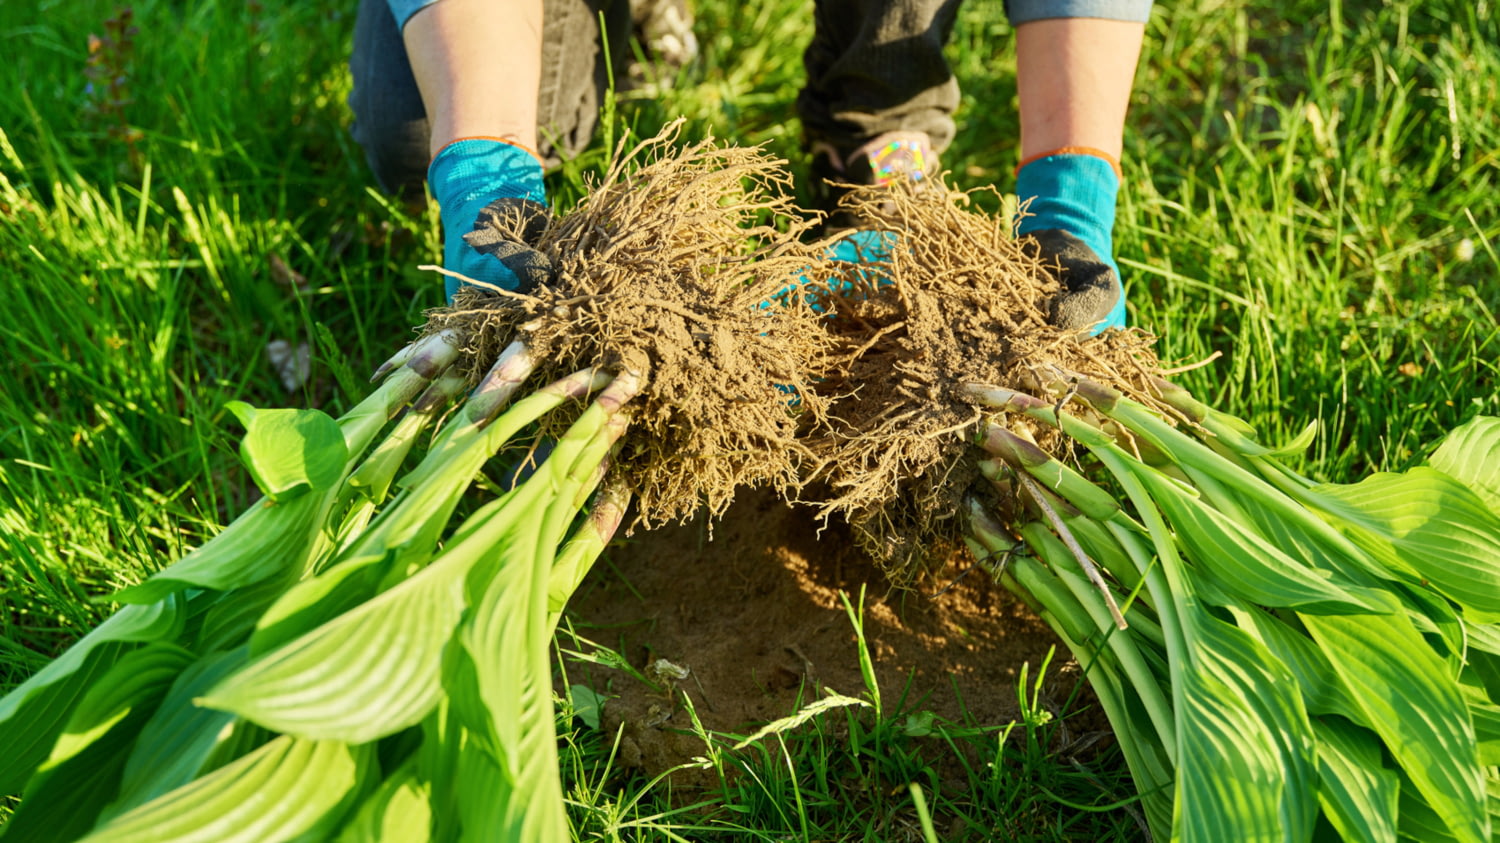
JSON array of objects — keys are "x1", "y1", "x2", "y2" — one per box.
[
  {"x1": 421, "y1": 122, "x2": 842, "y2": 526},
  {"x1": 803, "y1": 182, "x2": 1168, "y2": 580}
]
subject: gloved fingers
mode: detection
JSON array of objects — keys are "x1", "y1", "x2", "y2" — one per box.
[
  {"x1": 468, "y1": 196, "x2": 551, "y2": 246},
  {"x1": 449, "y1": 196, "x2": 556, "y2": 300},
  {"x1": 1021, "y1": 228, "x2": 1123, "y2": 334},
  {"x1": 473, "y1": 240, "x2": 555, "y2": 291}
]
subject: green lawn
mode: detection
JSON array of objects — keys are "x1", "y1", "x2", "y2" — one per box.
[{"x1": 1, "y1": 0, "x2": 1496, "y2": 838}]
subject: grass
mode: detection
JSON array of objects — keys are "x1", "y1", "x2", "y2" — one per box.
[{"x1": 1, "y1": 0, "x2": 1496, "y2": 838}]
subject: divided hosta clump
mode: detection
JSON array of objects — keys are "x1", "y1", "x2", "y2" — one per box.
[
  {"x1": 804, "y1": 180, "x2": 1500, "y2": 841},
  {"x1": 0, "y1": 124, "x2": 843, "y2": 842}
]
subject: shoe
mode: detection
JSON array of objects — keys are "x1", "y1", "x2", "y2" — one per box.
[{"x1": 808, "y1": 130, "x2": 938, "y2": 233}]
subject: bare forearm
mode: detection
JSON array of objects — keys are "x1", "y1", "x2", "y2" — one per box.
[
  {"x1": 403, "y1": 0, "x2": 544, "y2": 156},
  {"x1": 1015, "y1": 18, "x2": 1145, "y2": 161}
]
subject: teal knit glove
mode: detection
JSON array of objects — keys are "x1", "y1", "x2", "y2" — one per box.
[
  {"x1": 427, "y1": 139, "x2": 552, "y2": 302},
  {"x1": 1016, "y1": 152, "x2": 1126, "y2": 334}
]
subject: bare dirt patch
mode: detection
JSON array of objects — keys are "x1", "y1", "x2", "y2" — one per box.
[{"x1": 562, "y1": 489, "x2": 1088, "y2": 782}]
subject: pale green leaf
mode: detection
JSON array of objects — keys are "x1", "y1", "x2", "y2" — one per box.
[
  {"x1": 1227, "y1": 607, "x2": 1361, "y2": 720},
  {"x1": 0, "y1": 597, "x2": 184, "y2": 794},
  {"x1": 1427, "y1": 415, "x2": 1500, "y2": 514},
  {"x1": 1312, "y1": 469, "x2": 1500, "y2": 623},
  {"x1": 733, "y1": 691, "x2": 871, "y2": 750},
  {"x1": 1172, "y1": 608, "x2": 1318, "y2": 843},
  {"x1": 334, "y1": 756, "x2": 432, "y2": 843},
  {"x1": 1458, "y1": 682, "x2": 1500, "y2": 767},
  {"x1": 105, "y1": 648, "x2": 249, "y2": 820},
  {"x1": 77, "y1": 737, "x2": 368, "y2": 843},
  {"x1": 198, "y1": 548, "x2": 473, "y2": 744},
  {"x1": 1133, "y1": 468, "x2": 1392, "y2": 614},
  {"x1": 248, "y1": 549, "x2": 395, "y2": 656},
  {"x1": 1301, "y1": 612, "x2": 1489, "y2": 843},
  {"x1": 45, "y1": 644, "x2": 193, "y2": 769},
  {"x1": 1, "y1": 645, "x2": 192, "y2": 843},
  {"x1": 226, "y1": 402, "x2": 347, "y2": 503},
  {"x1": 111, "y1": 491, "x2": 330, "y2": 605},
  {"x1": 1312, "y1": 716, "x2": 1398, "y2": 843}
]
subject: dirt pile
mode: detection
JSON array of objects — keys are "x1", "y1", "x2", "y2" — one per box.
[{"x1": 563, "y1": 488, "x2": 1092, "y2": 783}]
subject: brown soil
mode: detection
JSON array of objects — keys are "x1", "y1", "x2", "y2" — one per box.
[{"x1": 562, "y1": 488, "x2": 1093, "y2": 783}]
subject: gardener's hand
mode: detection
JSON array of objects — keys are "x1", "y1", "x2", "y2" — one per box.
[
  {"x1": 1016, "y1": 151, "x2": 1127, "y2": 334},
  {"x1": 1020, "y1": 229, "x2": 1122, "y2": 333},
  {"x1": 428, "y1": 138, "x2": 554, "y2": 302}
]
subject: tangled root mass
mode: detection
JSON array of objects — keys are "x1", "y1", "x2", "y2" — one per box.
[
  {"x1": 422, "y1": 122, "x2": 841, "y2": 527},
  {"x1": 421, "y1": 123, "x2": 1173, "y2": 575}
]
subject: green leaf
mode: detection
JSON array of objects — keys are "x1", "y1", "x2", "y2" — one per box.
[
  {"x1": 111, "y1": 491, "x2": 331, "y2": 605},
  {"x1": 1132, "y1": 467, "x2": 1393, "y2": 614},
  {"x1": 226, "y1": 402, "x2": 347, "y2": 503},
  {"x1": 732, "y1": 691, "x2": 871, "y2": 749},
  {"x1": 0, "y1": 645, "x2": 193, "y2": 843},
  {"x1": 1311, "y1": 716, "x2": 1399, "y2": 843},
  {"x1": 105, "y1": 648, "x2": 250, "y2": 820},
  {"x1": 246, "y1": 548, "x2": 394, "y2": 656},
  {"x1": 1301, "y1": 612, "x2": 1489, "y2": 843},
  {"x1": 1172, "y1": 607, "x2": 1318, "y2": 843},
  {"x1": 1313, "y1": 469, "x2": 1500, "y2": 623},
  {"x1": 1427, "y1": 416, "x2": 1500, "y2": 514},
  {"x1": 0, "y1": 597, "x2": 184, "y2": 794},
  {"x1": 568, "y1": 685, "x2": 607, "y2": 731},
  {"x1": 1458, "y1": 681, "x2": 1500, "y2": 767},
  {"x1": 443, "y1": 449, "x2": 591, "y2": 842},
  {"x1": 198, "y1": 545, "x2": 473, "y2": 744},
  {"x1": 334, "y1": 756, "x2": 432, "y2": 843},
  {"x1": 1227, "y1": 607, "x2": 1361, "y2": 720},
  {"x1": 77, "y1": 737, "x2": 369, "y2": 843},
  {"x1": 44, "y1": 644, "x2": 194, "y2": 769}
]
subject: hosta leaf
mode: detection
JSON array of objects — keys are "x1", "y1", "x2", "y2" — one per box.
[
  {"x1": 1458, "y1": 683, "x2": 1500, "y2": 767},
  {"x1": 77, "y1": 737, "x2": 369, "y2": 843},
  {"x1": 1173, "y1": 607, "x2": 1318, "y2": 843},
  {"x1": 1227, "y1": 607, "x2": 1360, "y2": 720},
  {"x1": 443, "y1": 413, "x2": 610, "y2": 843},
  {"x1": 1312, "y1": 716, "x2": 1398, "y2": 843},
  {"x1": 1311, "y1": 469, "x2": 1500, "y2": 623},
  {"x1": 0, "y1": 645, "x2": 192, "y2": 843},
  {"x1": 44, "y1": 644, "x2": 193, "y2": 768},
  {"x1": 1427, "y1": 415, "x2": 1500, "y2": 514},
  {"x1": 334, "y1": 756, "x2": 432, "y2": 843},
  {"x1": 105, "y1": 648, "x2": 250, "y2": 819},
  {"x1": 198, "y1": 546, "x2": 474, "y2": 744},
  {"x1": 1301, "y1": 612, "x2": 1489, "y2": 843},
  {"x1": 0, "y1": 596, "x2": 184, "y2": 794},
  {"x1": 1133, "y1": 468, "x2": 1392, "y2": 614},
  {"x1": 1396, "y1": 774, "x2": 1465, "y2": 843},
  {"x1": 246, "y1": 548, "x2": 395, "y2": 656},
  {"x1": 226, "y1": 403, "x2": 347, "y2": 503},
  {"x1": 111, "y1": 490, "x2": 332, "y2": 605}
]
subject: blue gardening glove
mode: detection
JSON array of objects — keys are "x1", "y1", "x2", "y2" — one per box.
[
  {"x1": 1016, "y1": 152, "x2": 1126, "y2": 334},
  {"x1": 427, "y1": 138, "x2": 553, "y2": 303}
]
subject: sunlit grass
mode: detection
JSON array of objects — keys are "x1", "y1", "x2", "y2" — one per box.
[{"x1": 1, "y1": 0, "x2": 1495, "y2": 836}]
